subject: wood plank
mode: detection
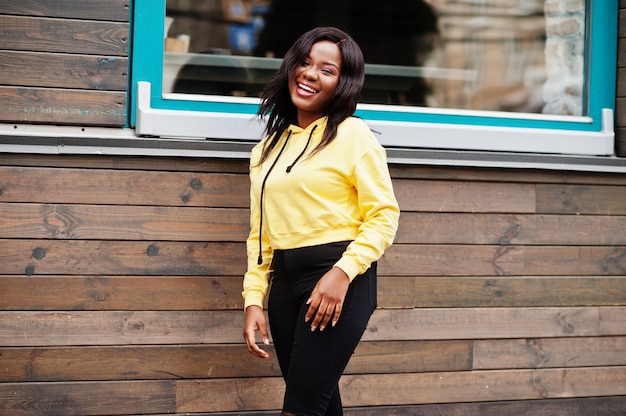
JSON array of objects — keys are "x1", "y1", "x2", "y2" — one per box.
[
  {"x1": 176, "y1": 367, "x2": 626, "y2": 412},
  {"x1": 348, "y1": 340, "x2": 472, "y2": 374},
  {"x1": 381, "y1": 244, "x2": 626, "y2": 276},
  {"x1": 0, "y1": 0, "x2": 130, "y2": 22},
  {"x1": 0, "y1": 87, "x2": 126, "y2": 126},
  {"x1": 0, "y1": 380, "x2": 175, "y2": 416},
  {"x1": 0, "y1": 203, "x2": 249, "y2": 241},
  {"x1": 0, "y1": 240, "x2": 246, "y2": 276},
  {"x1": 0, "y1": 15, "x2": 128, "y2": 55},
  {"x1": 363, "y1": 307, "x2": 613, "y2": 341},
  {"x1": 0, "y1": 153, "x2": 250, "y2": 174},
  {"x1": 394, "y1": 179, "x2": 535, "y2": 213},
  {"x1": 0, "y1": 276, "x2": 246, "y2": 311},
  {"x1": 390, "y1": 164, "x2": 626, "y2": 186},
  {"x1": 3, "y1": 275, "x2": 623, "y2": 312},
  {"x1": 3, "y1": 240, "x2": 626, "y2": 278},
  {"x1": 0, "y1": 311, "x2": 245, "y2": 347},
  {"x1": 397, "y1": 212, "x2": 626, "y2": 245},
  {"x1": 3, "y1": 154, "x2": 626, "y2": 186},
  {"x1": 411, "y1": 276, "x2": 626, "y2": 308},
  {"x1": 0, "y1": 345, "x2": 280, "y2": 382},
  {"x1": 342, "y1": 397, "x2": 626, "y2": 416},
  {"x1": 115, "y1": 396, "x2": 626, "y2": 416},
  {"x1": 473, "y1": 336, "x2": 626, "y2": 369},
  {"x1": 0, "y1": 167, "x2": 249, "y2": 207},
  {"x1": 0, "y1": 51, "x2": 127, "y2": 90},
  {"x1": 5, "y1": 204, "x2": 626, "y2": 246},
  {"x1": 0, "y1": 341, "x2": 470, "y2": 382},
  {"x1": 537, "y1": 184, "x2": 626, "y2": 215},
  {"x1": 1, "y1": 307, "x2": 623, "y2": 347}
]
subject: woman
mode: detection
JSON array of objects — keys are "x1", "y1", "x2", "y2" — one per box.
[{"x1": 242, "y1": 27, "x2": 399, "y2": 416}]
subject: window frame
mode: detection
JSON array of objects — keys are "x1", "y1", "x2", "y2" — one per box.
[{"x1": 130, "y1": 0, "x2": 618, "y2": 156}]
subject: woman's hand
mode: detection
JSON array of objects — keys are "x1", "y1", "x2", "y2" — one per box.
[
  {"x1": 305, "y1": 266, "x2": 350, "y2": 331},
  {"x1": 243, "y1": 305, "x2": 271, "y2": 359}
]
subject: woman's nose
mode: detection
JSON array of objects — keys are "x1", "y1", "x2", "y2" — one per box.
[{"x1": 303, "y1": 67, "x2": 318, "y2": 79}]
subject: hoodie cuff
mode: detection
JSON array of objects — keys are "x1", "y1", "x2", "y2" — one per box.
[
  {"x1": 243, "y1": 291, "x2": 265, "y2": 311},
  {"x1": 333, "y1": 256, "x2": 360, "y2": 282}
]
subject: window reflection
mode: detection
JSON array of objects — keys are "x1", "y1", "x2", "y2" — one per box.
[{"x1": 163, "y1": 0, "x2": 586, "y2": 116}]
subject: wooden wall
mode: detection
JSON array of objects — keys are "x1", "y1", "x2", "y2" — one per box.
[
  {"x1": 0, "y1": 0, "x2": 128, "y2": 126},
  {"x1": 0, "y1": 1, "x2": 625, "y2": 415},
  {"x1": 0, "y1": 153, "x2": 625, "y2": 415}
]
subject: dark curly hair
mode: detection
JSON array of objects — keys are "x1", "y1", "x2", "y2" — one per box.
[{"x1": 256, "y1": 26, "x2": 365, "y2": 164}]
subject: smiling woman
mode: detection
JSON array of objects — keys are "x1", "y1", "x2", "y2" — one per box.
[{"x1": 242, "y1": 27, "x2": 399, "y2": 416}]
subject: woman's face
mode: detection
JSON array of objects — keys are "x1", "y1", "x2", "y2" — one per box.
[{"x1": 289, "y1": 40, "x2": 342, "y2": 128}]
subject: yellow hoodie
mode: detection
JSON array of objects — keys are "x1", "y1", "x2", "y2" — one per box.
[{"x1": 242, "y1": 116, "x2": 399, "y2": 310}]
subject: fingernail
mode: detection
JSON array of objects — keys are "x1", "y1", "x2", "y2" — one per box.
[{"x1": 310, "y1": 326, "x2": 316, "y2": 331}]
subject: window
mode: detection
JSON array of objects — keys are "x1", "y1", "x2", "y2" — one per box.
[{"x1": 131, "y1": 0, "x2": 618, "y2": 156}]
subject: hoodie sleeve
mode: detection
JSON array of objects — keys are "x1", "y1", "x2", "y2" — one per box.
[
  {"x1": 242, "y1": 150, "x2": 274, "y2": 310},
  {"x1": 333, "y1": 144, "x2": 400, "y2": 280}
]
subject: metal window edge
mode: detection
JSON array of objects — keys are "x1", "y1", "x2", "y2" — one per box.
[{"x1": 1, "y1": 123, "x2": 625, "y2": 173}]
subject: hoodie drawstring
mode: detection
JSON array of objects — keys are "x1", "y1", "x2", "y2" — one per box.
[
  {"x1": 286, "y1": 125, "x2": 316, "y2": 173},
  {"x1": 257, "y1": 125, "x2": 317, "y2": 265},
  {"x1": 258, "y1": 131, "x2": 291, "y2": 265}
]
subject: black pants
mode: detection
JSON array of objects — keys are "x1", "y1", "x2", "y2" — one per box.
[{"x1": 268, "y1": 241, "x2": 377, "y2": 416}]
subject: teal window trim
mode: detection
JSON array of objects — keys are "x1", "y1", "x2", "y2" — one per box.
[{"x1": 129, "y1": 0, "x2": 618, "y2": 154}]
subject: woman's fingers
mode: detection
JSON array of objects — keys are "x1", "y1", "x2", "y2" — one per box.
[
  {"x1": 243, "y1": 306, "x2": 271, "y2": 359},
  {"x1": 305, "y1": 267, "x2": 350, "y2": 331},
  {"x1": 306, "y1": 297, "x2": 338, "y2": 331}
]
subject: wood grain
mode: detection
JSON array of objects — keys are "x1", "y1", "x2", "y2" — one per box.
[
  {"x1": 473, "y1": 336, "x2": 626, "y2": 369},
  {"x1": 0, "y1": 276, "x2": 246, "y2": 311},
  {"x1": 0, "y1": 380, "x2": 175, "y2": 416},
  {"x1": 0, "y1": 86, "x2": 126, "y2": 126},
  {"x1": 342, "y1": 396, "x2": 626, "y2": 416},
  {"x1": 0, "y1": 340, "x2": 470, "y2": 382},
  {"x1": 410, "y1": 276, "x2": 626, "y2": 307},
  {"x1": 394, "y1": 179, "x2": 535, "y2": 213},
  {"x1": 176, "y1": 367, "x2": 626, "y2": 412},
  {"x1": 1, "y1": 307, "x2": 623, "y2": 347},
  {"x1": 2, "y1": 275, "x2": 623, "y2": 311},
  {"x1": 0, "y1": 240, "x2": 246, "y2": 276},
  {"x1": 0, "y1": 51, "x2": 128, "y2": 90},
  {"x1": 3, "y1": 240, "x2": 626, "y2": 277},
  {"x1": 537, "y1": 184, "x2": 626, "y2": 215},
  {"x1": 0, "y1": 15, "x2": 128, "y2": 55},
  {"x1": 0, "y1": 0, "x2": 130, "y2": 22},
  {"x1": 0, "y1": 167, "x2": 249, "y2": 207},
  {"x1": 397, "y1": 212, "x2": 626, "y2": 245},
  {"x1": 381, "y1": 244, "x2": 626, "y2": 276},
  {"x1": 0, "y1": 203, "x2": 249, "y2": 241}
]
